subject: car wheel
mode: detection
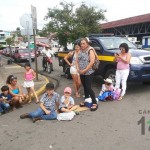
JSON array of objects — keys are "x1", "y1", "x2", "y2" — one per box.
[
  {"x1": 64, "y1": 64, "x2": 72, "y2": 79},
  {"x1": 51, "y1": 63, "x2": 53, "y2": 71},
  {"x1": 17, "y1": 58, "x2": 20, "y2": 63},
  {"x1": 105, "y1": 68, "x2": 116, "y2": 85},
  {"x1": 47, "y1": 63, "x2": 52, "y2": 74},
  {"x1": 143, "y1": 81, "x2": 150, "y2": 85}
]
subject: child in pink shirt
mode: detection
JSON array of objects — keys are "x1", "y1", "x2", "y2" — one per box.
[{"x1": 23, "y1": 63, "x2": 39, "y2": 103}]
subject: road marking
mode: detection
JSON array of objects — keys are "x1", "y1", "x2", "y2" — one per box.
[{"x1": 5, "y1": 65, "x2": 21, "y2": 69}]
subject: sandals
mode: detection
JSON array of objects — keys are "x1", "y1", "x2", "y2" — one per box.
[{"x1": 90, "y1": 104, "x2": 98, "y2": 111}]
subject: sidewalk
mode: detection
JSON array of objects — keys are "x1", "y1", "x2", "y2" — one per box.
[{"x1": 0, "y1": 57, "x2": 49, "y2": 97}]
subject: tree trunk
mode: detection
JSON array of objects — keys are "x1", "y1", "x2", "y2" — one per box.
[{"x1": 9, "y1": 45, "x2": 12, "y2": 56}]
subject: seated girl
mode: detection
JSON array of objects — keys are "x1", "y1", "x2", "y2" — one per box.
[
  {"x1": 98, "y1": 78, "x2": 114, "y2": 101},
  {"x1": 58, "y1": 87, "x2": 79, "y2": 115}
]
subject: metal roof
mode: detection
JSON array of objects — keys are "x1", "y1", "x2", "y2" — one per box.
[{"x1": 101, "y1": 13, "x2": 150, "y2": 29}]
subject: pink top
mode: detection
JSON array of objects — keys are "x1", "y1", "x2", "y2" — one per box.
[
  {"x1": 117, "y1": 55, "x2": 129, "y2": 70},
  {"x1": 99, "y1": 84, "x2": 114, "y2": 96},
  {"x1": 25, "y1": 69, "x2": 33, "y2": 81}
]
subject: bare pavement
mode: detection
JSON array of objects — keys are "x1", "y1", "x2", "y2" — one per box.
[{"x1": 0, "y1": 56, "x2": 150, "y2": 150}]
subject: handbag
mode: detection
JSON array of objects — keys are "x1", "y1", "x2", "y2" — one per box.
[
  {"x1": 88, "y1": 47, "x2": 100, "y2": 70},
  {"x1": 92, "y1": 59, "x2": 100, "y2": 70}
]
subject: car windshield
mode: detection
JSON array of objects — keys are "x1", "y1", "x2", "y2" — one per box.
[
  {"x1": 99, "y1": 37, "x2": 137, "y2": 50},
  {"x1": 18, "y1": 49, "x2": 29, "y2": 53}
]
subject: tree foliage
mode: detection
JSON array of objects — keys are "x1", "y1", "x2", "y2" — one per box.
[
  {"x1": 5, "y1": 37, "x2": 14, "y2": 55},
  {"x1": 43, "y1": 2, "x2": 106, "y2": 47}
]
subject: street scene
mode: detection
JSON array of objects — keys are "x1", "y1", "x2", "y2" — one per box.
[{"x1": 1, "y1": 0, "x2": 150, "y2": 150}]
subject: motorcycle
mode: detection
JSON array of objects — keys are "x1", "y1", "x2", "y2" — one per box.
[{"x1": 42, "y1": 56, "x2": 53, "y2": 74}]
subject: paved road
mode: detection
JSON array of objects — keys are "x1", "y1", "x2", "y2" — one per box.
[{"x1": 1, "y1": 56, "x2": 150, "y2": 150}]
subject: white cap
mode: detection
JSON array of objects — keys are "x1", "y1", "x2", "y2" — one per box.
[{"x1": 104, "y1": 78, "x2": 112, "y2": 84}]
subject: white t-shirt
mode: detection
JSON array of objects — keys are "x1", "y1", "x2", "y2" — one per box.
[
  {"x1": 59, "y1": 95, "x2": 75, "y2": 108},
  {"x1": 41, "y1": 48, "x2": 54, "y2": 58}
]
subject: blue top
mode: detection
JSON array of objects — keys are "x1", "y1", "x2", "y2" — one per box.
[
  {"x1": 12, "y1": 88, "x2": 19, "y2": 94},
  {"x1": 0, "y1": 93, "x2": 12, "y2": 101}
]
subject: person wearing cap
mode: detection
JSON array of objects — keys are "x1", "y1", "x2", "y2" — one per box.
[
  {"x1": 20, "y1": 83, "x2": 60, "y2": 123},
  {"x1": 77, "y1": 37, "x2": 98, "y2": 111},
  {"x1": 98, "y1": 78, "x2": 114, "y2": 101},
  {"x1": 58, "y1": 87, "x2": 79, "y2": 114}
]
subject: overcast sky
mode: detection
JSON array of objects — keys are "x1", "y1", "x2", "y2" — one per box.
[{"x1": 0, "y1": 0, "x2": 150, "y2": 31}]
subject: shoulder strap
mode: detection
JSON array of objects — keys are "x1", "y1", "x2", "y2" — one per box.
[{"x1": 88, "y1": 47, "x2": 98, "y2": 60}]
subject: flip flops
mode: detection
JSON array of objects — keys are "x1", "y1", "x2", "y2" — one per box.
[{"x1": 90, "y1": 104, "x2": 98, "y2": 111}]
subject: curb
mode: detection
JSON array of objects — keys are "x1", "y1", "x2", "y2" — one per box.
[
  {"x1": 34, "y1": 74, "x2": 49, "y2": 97},
  {"x1": 1, "y1": 56, "x2": 50, "y2": 99}
]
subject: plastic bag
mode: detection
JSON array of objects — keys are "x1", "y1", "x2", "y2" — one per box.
[{"x1": 57, "y1": 111, "x2": 76, "y2": 121}]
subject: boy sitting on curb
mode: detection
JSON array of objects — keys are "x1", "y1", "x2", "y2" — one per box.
[
  {"x1": 20, "y1": 83, "x2": 60, "y2": 123},
  {"x1": 0, "y1": 85, "x2": 12, "y2": 114}
]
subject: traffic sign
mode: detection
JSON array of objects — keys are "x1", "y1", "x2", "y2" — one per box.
[{"x1": 31, "y1": 5, "x2": 37, "y2": 29}]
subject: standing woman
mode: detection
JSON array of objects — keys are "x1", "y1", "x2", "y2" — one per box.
[
  {"x1": 64, "y1": 42, "x2": 81, "y2": 97},
  {"x1": 114, "y1": 43, "x2": 131, "y2": 100},
  {"x1": 77, "y1": 38, "x2": 98, "y2": 111}
]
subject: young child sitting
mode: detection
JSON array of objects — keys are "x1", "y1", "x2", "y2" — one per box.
[
  {"x1": 98, "y1": 78, "x2": 114, "y2": 101},
  {"x1": 59, "y1": 87, "x2": 79, "y2": 115},
  {"x1": 20, "y1": 83, "x2": 60, "y2": 123},
  {"x1": 0, "y1": 85, "x2": 12, "y2": 114}
]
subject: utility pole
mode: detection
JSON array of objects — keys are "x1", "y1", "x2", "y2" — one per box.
[
  {"x1": 33, "y1": 29, "x2": 38, "y2": 80},
  {"x1": 31, "y1": 5, "x2": 38, "y2": 80},
  {"x1": 26, "y1": 21, "x2": 31, "y2": 65}
]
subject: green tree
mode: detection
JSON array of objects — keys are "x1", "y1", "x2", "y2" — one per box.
[
  {"x1": 0, "y1": 44, "x2": 3, "y2": 50},
  {"x1": 16, "y1": 27, "x2": 21, "y2": 37},
  {"x1": 43, "y1": 2, "x2": 106, "y2": 47},
  {"x1": 5, "y1": 37, "x2": 14, "y2": 55}
]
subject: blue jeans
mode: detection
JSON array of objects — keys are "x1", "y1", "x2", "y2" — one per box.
[
  {"x1": 0, "y1": 102, "x2": 10, "y2": 113},
  {"x1": 28, "y1": 107, "x2": 57, "y2": 120}
]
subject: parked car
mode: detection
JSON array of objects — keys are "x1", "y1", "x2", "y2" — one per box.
[{"x1": 14, "y1": 48, "x2": 35, "y2": 62}]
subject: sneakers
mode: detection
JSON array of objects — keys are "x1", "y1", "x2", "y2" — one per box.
[{"x1": 20, "y1": 113, "x2": 30, "y2": 119}]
